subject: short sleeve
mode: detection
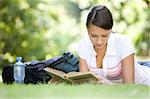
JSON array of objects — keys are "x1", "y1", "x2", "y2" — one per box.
[
  {"x1": 78, "y1": 39, "x2": 88, "y2": 60},
  {"x1": 119, "y1": 36, "x2": 135, "y2": 60}
]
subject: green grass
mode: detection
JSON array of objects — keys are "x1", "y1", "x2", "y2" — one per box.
[{"x1": 0, "y1": 83, "x2": 149, "y2": 99}]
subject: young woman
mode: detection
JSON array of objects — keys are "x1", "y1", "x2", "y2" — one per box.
[{"x1": 78, "y1": 5, "x2": 150, "y2": 85}]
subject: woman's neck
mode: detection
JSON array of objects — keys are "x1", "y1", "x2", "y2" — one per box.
[
  {"x1": 95, "y1": 44, "x2": 107, "y2": 68},
  {"x1": 95, "y1": 44, "x2": 107, "y2": 54}
]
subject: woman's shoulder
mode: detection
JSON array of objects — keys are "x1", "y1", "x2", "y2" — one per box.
[
  {"x1": 78, "y1": 37, "x2": 94, "y2": 54},
  {"x1": 110, "y1": 33, "x2": 132, "y2": 44},
  {"x1": 111, "y1": 33, "x2": 131, "y2": 39},
  {"x1": 79, "y1": 37, "x2": 92, "y2": 46}
]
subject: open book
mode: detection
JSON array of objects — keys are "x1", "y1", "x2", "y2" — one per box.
[{"x1": 44, "y1": 67, "x2": 99, "y2": 84}]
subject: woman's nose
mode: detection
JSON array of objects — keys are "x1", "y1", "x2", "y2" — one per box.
[{"x1": 97, "y1": 38, "x2": 103, "y2": 45}]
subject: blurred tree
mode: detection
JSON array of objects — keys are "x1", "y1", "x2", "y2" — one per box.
[
  {"x1": 0, "y1": 0, "x2": 83, "y2": 66},
  {"x1": 135, "y1": 2, "x2": 150, "y2": 56},
  {"x1": 0, "y1": 0, "x2": 49, "y2": 65}
]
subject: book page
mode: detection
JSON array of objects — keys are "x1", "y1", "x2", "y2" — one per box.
[
  {"x1": 66, "y1": 71, "x2": 99, "y2": 84},
  {"x1": 66, "y1": 71, "x2": 94, "y2": 78},
  {"x1": 44, "y1": 67, "x2": 66, "y2": 79}
]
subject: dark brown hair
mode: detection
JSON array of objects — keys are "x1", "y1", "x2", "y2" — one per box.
[{"x1": 86, "y1": 5, "x2": 113, "y2": 29}]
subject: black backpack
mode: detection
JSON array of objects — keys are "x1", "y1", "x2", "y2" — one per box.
[
  {"x1": 2, "y1": 66, "x2": 51, "y2": 84},
  {"x1": 2, "y1": 52, "x2": 79, "y2": 84}
]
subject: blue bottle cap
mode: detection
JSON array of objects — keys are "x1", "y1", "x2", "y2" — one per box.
[{"x1": 16, "y1": 57, "x2": 22, "y2": 62}]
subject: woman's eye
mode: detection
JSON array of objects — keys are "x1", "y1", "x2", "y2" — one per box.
[
  {"x1": 91, "y1": 34, "x2": 96, "y2": 37},
  {"x1": 102, "y1": 35, "x2": 107, "y2": 37}
]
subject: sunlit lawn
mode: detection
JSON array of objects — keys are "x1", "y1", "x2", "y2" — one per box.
[{"x1": 0, "y1": 82, "x2": 149, "y2": 99}]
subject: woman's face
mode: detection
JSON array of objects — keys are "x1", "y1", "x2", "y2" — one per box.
[{"x1": 87, "y1": 24, "x2": 111, "y2": 50}]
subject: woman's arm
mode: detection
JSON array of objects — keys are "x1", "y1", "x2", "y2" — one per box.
[
  {"x1": 79, "y1": 58, "x2": 89, "y2": 72},
  {"x1": 79, "y1": 58, "x2": 114, "y2": 85},
  {"x1": 121, "y1": 54, "x2": 134, "y2": 84}
]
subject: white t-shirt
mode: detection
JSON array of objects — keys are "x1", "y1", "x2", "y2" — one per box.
[{"x1": 78, "y1": 33, "x2": 150, "y2": 86}]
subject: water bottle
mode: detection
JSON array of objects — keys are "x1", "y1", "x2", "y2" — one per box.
[{"x1": 13, "y1": 57, "x2": 25, "y2": 84}]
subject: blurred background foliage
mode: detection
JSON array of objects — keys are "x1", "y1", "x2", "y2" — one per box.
[{"x1": 0, "y1": 0, "x2": 149, "y2": 67}]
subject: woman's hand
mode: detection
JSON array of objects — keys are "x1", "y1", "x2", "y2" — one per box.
[
  {"x1": 97, "y1": 76, "x2": 114, "y2": 85},
  {"x1": 48, "y1": 77, "x2": 62, "y2": 84}
]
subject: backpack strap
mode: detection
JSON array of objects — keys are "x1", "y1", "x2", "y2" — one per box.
[{"x1": 62, "y1": 52, "x2": 73, "y2": 62}]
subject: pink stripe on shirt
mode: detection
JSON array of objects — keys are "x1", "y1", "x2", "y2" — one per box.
[{"x1": 107, "y1": 64, "x2": 122, "y2": 78}]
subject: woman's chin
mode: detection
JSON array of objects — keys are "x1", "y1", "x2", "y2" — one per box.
[{"x1": 95, "y1": 46, "x2": 103, "y2": 49}]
